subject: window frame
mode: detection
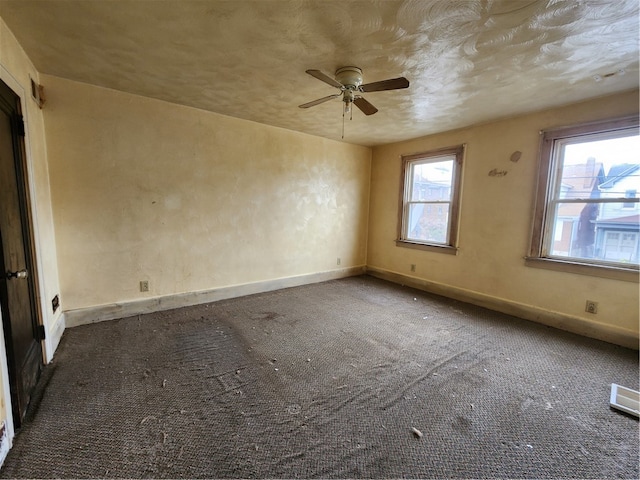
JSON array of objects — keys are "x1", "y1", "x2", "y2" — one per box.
[
  {"x1": 527, "y1": 115, "x2": 639, "y2": 282},
  {"x1": 396, "y1": 145, "x2": 465, "y2": 254}
]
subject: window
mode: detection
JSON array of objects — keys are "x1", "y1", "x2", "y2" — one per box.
[
  {"x1": 397, "y1": 145, "x2": 464, "y2": 253},
  {"x1": 528, "y1": 116, "x2": 639, "y2": 281},
  {"x1": 623, "y1": 189, "x2": 637, "y2": 208}
]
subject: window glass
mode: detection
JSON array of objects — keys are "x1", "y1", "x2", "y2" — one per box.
[
  {"x1": 531, "y1": 117, "x2": 639, "y2": 272},
  {"x1": 398, "y1": 146, "x2": 464, "y2": 252}
]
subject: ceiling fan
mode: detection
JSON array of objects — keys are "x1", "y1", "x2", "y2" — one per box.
[{"x1": 299, "y1": 66, "x2": 409, "y2": 117}]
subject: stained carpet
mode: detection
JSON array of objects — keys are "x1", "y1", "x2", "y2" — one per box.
[{"x1": 1, "y1": 275, "x2": 638, "y2": 478}]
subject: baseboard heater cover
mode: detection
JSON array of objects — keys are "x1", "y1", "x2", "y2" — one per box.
[{"x1": 610, "y1": 384, "x2": 640, "y2": 417}]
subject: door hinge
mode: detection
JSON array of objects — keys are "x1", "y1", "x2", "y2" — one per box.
[
  {"x1": 36, "y1": 324, "x2": 46, "y2": 341},
  {"x1": 14, "y1": 114, "x2": 25, "y2": 137}
]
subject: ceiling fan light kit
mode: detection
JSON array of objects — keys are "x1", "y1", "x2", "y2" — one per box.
[{"x1": 299, "y1": 66, "x2": 410, "y2": 137}]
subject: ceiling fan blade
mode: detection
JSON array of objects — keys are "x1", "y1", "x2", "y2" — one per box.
[
  {"x1": 360, "y1": 76, "x2": 409, "y2": 92},
  {"x1": 299, "y1": 93, "x2": 341, "y2": 109},
  {"x1": 305, "y1": 69, "x2": 343, "y2": 89},
  {"x1": 353, "y1": 96, "x2": 378, "y2": 115}
]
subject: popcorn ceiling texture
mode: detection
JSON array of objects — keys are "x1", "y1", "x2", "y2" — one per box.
[{"x1": 1, "y1": 0, "x2": 638, "y2": 146}]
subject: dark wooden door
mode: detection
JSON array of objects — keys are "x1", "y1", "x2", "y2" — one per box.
[{"x1": 0, "y1": 79, "x2": 43, "y2": 428}]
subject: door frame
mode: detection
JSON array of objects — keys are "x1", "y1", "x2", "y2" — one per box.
[{"x1": 0, "y1": 66, "x2": 47, "y2": 442}]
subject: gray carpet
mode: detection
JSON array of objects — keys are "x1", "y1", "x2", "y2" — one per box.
[{"x1": 1, "y1": 275, "x2": 638, "y2": 478}]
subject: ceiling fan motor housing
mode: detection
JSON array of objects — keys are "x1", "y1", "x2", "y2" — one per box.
[{"x1": 335, "y1": 66, "x2": 363, "y2": 88}]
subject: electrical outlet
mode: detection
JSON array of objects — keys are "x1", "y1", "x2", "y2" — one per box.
[
  {"x1": 337, "y1": 258, "x2": 341, "y2": 265},
  {"x1": 410, "y1": 264, "x2": 416, "y2": 272},
  {"x1": 585, "y1": 300, "x2": 598, "y2": 314},
  {"x1": 140, "y1": 280, "x2": 149, "y2": 292}
]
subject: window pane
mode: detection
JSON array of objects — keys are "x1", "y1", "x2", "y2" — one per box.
[
  {"x1": 560, "y1": 135, "x2": 640, "y2": 200},
  {"x1": 406, "y1": 203, "x2": 449, "y2": 244},
  {"x1": 624, "y1": 189, "x2": 637, "y2": 208},
  {"x1": 530, "y1": 117, "x2": 640, "y2": 276},
  {"x1": 399, "y1": 146, "x2": 463, "y2": 251},
  {"x1": 410, "y1": 159, "x2": 454, "y2": 201},
  {"x1": 549, "y1": 201, "x2": 639, "y2": 265}
]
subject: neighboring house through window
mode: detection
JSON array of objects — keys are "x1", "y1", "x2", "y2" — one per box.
[
  {"x1": 397, "y1": 145, "x2": 464, "y2": 254},
  {"x1": 528, "y1": 116, "x2": 639, "y2": 281}
]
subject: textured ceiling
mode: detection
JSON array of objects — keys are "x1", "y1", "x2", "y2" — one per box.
[{"x1": 1, "y1": 0, "x2": 638, "y2": 146}]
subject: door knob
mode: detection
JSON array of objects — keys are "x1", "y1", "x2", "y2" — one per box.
[{"x1": 6, "y1": 269, "x2": 28, "y2": 279}]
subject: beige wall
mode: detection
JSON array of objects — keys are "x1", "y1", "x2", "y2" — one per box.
[
  {"x1": 368, "y1": 90, "x2": 640, "y2": 347},
  {"x1": 42, "y1": 75, "x2": 371, "y2": 311},
  {"x1": 0, "y1": 17, "x2": 62, "y2": 438}
]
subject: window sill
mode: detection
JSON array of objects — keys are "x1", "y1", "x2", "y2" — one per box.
[
  {"x1": 524, "y1": 257, "x2": 639, "y2": 283},
  {"x1": 396, "y1": 240, "x2": 458, "y2": 255}
]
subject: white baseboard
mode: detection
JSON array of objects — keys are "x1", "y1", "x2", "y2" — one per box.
[
  {"x1": 44, "y1": 312, "x2": 66, "y2": 363},
  {"x1": 366, "y1": 266, "x2": 639, "y2": 350},
  {"x1": 64, "y1": 266, "x2": 366, "y2": 328}
]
